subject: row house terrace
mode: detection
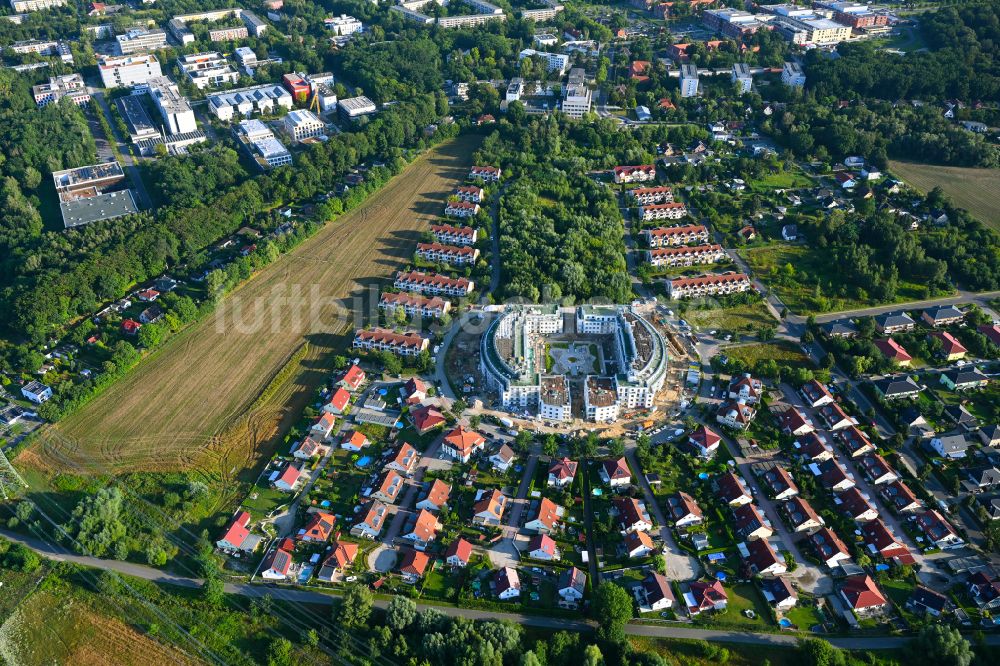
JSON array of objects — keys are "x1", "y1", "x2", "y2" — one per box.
[
  {"x1": 379, "y1": 292, "x2": 451, "y2": 318},
  {"x1": 431, "y1": 223, "x2": 478, "y2": 246},
  {"x1": 629, "y1": 185, "x2": 673, "y2": 205},
  {"x1": 353, "y1": 327, "x2": 429, "y2": 357},
  {"x1": 666, "y1": 272, "x2": 752, "y2": 299},
  {"x1": 469, "y1": 165, "x2": 501, "y2": 182},
  {"x1": 444, "y1": 200, "x2": 481, "y2": 218},
  {"x1": 416, "y1": 242, "x2": 480, "y2": 266},
  {"x1": 638, "y1": 202, "x2": 688, "y2": 221},
  {"x1": 613, "y1": 164, "x2": 657, "y2": 184},
  {"x1": 394, "y1": 270, "x2": 474, "y2": 297},
  {"x1": 647, "y1": 244, "x2": 725, "y2": 267},
  {"x1": 642, "y1": 224, "x2": 710, "y2": 248},
  {"x1": 454, "y1": 185, "x2": 484, "y2": 203}
]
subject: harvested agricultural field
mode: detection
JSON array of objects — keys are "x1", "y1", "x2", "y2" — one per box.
[
  {"x1": 33, "y1": 136, "x2": 480, "y2": 477},
  {"x1": 889, "y1": 160, "x2": 1000, "y2": 231}
]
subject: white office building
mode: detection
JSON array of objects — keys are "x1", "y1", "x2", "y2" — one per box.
[
  {"x1": 518, "y1": 48, "x2": 570, "y2": 75},
  {"x1": 234, "y1": 46, "x2": 257, "y2": 70},
  {"x1": 99, "y1": 54, "x2": 162, "y2": 88},
  {"x1": 338, "y1": 95, "x2": 377, "y2": 120},
  {"x1": 206, "y1": 84, "x2": 293, "y2": 121},
  {"x1": 148, "y1": 76, "x2": 197, "y2": 134},
  {"x1": 325, "y1": 14, "x2": 362, "y2": 35},
  {"x1": 680, "y1": 63, "x2": 699, "y2": 98},
  {"x1": 178, "y1": 52, "x2": 240, "y2": 89},
  {"x1": 116, "y1": 28, "x2": 167, "y2": 55},
  {"x1": 283, "y1": 109, "x2": 324, "y2": 142},
  {"x1": 562, "y1": 68, "x2": 591, "y2": 118},
  {"x1": 237, "y1": 119, "x2": 292, "y2": 169}
]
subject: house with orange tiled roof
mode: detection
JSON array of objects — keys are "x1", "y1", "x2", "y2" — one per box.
[
  {"x1": 318, "y1": 540, "x2": 359, "y2": 580},
  {"x1": 402, "y1": 509, "x2": 441, "y2": 550},
  {"x1": 472, "y1": 488, "x2": 507, "y2": 526},
  {"x1": 339, "y1": 364, "x2": 365, "y2": 391},
  {"x1": 625, "y1": 529, "x2": 656, "y2": 558},
  {"x1": 311, "y1": 411, "x2": 337, "y2": 440},
  {"x1": 415, "y1": 478, "x2": 451, "y2": 512},
  {"x1": 442, "y1": 426, "x2": 486, "y2": 462},
  {"x1": 384, "y1": 442, "x2": 418, "y2": 476},
  {"x1": 525, "y1": 497, "x2": 563, "y2": 534},
  {"x1": 340, "y1": 430, "x2": 369, "y2": 452},
  {"x1": 369, "y1": 470, "x2": 404, "y2": 504},
  {"x1": 299, "y1": 511, "x2": 336, "y2": 543},
  {"x1": 399, "y1": 549, "x2": 430, "y2": 582},
  {"x1": 351, "y1": 501, "x2": 388, "y2": 539}
]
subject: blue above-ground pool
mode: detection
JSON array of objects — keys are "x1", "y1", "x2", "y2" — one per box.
[
  {"x1": 320, "y1": 500, "x2": 331, "y2": 508},
  {"x1": 779, "y1": 618, "x2": 793, "y2": 628},
  {"x1": 697, "y1": 472, "x2": 709, "y2": 480},
  {"x1": 378, "y1": 388, "x2": 388, "y2": 396},
  {"x1": 592, "y1": 488, "x2": 603, "y2": 497},
  {"x1": 356, "y1": 456, "x2": 373, "y2": 468},
  {"x1": 715, "y1": 571, "x2": 727, "y2": 581}
]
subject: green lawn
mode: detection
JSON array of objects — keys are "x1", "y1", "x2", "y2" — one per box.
[
  {"x1": 240, "y1": 485, "x2": 291, "y2": 519},
  {"x1": 741, "y1": 245, "x2": 933, "y2": 315},
  {"x1": 685, "y1": 301, "x2": 775, "y2": 333},
  {"x1": 725, "y1": 341, "x2": 814, "y2": 370},
  {"x1": 782, "y1": 600, "x2": 829, "y2": 631},
  {"x1": 749, "y1": 170, "x2": 814, "y2": 192},
  {"x1": 693, "y1": 582, "x2": 773, "y2": 629}
]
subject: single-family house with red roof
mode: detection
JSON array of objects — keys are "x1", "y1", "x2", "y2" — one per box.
[
  {"x1": 369, "y1": 470, "x2": 404, "y2": 504},
  {"x1": 318, "y1": 540, "x2": 359, "y2": 580},
  {"x1": 121, "y1": 319, "x2": 142, "y2": 336},
  {"x1": 399, "y1": 549, "x2": 430, "y2": 583},
  {"x1": 688, "y1": 425, "x2": 721, "y2": 458},
  {"x1": 496, "y1": 566, "x2": 521, "y2": 599},
  {"x1": 339, "y1": 364, "x2": 366, "y2": 391},
  {"x1": 272, "y1": 463, "x2": 301, "y2": 492},
  {"x1": 834, "y1": 487, "x2": 879, "y2": 522},
  {"x1": 874, "y1": 338, "x2": 912, "y2": 367},
  {"x1": 836, "y1": 425, "x2": 875, "y2": 458},
  {"x1": 930, "y1": 331, "x2": 967, "y2": 361},
  {"x1": 262, "y1": 545, "x2": 294, "y2": 580},
  {"x1": 547, "y1": 457, "x2": 578, "y2": 487},
  {"x1": 216, "y1": 510, "x2": 256, "y2": 552},
  {"x1": 733, "y1": 503, "x2": 772, "y2": 541},
  {"x1": 472, "y1": 489, "x2": 507, "y2": 526},
  {"x1": 784, "y1": 496, "x2": 824, "y2": 533},
  {"x1": 402, "y1": 509, "x2": 441, "y2": 550},
  {"x1": 311, "y1": 411, "x2": 337, "y2": 440},
  {"x1": 717, "y1": 472, "x2": 752, "y2": 506},
  {"x1": 880, "y1": 480, "x2": 921, "y2": 513},
  {"x1": 808, "y1": 527, "x2": 852, "y2": 568},
  {"x1": 600, "y1": 457, "x2": 632, "y2": 487},
  {"x1": 293, "y1": 435, "x2": 329, "y2": 460},
  {"x1": 859, "y1": 454, "x2": 898, "y2": 485},
  {"x1": 324, "y1": 388, "x2": 351, "y2": 415},
  {"x1": 445, "y1": 538, "x2": 473, "y2": 567},
  {"x1": 861, "y1": 520, "x2": 913, "y2": 564},
  {"x1": 410, "y1": 405, "x2": 445, "y2": 434},
  {"x1": 840, "y1": 575, "x2": 887, "y2": 615},
  {"x1": 351, "y1": 501, "x2": 388, "y2": 539},
  {"x1": 525, "y1": 497, "x2": 562, "y2": 534},
  {"x1": 800, "y1": 379, "x2": 834, "y2": 408},
  {"x1": 415, "y1": 478, "x2": 451, "y2": 512},
  {"x1": 614, "y1": 497, "x2": 653, "y2": 534},
  {"x1": 744, "y1": 537, "x2": 786, "y2": 576},
  {"x1": 818, "y1": 459, "x2": 855, "y2": 492},
  {"x1": 527, "y1": 533, "x2": 560, "y2": 561},
  {"x1": 340, "y1": 430, "x2": 369, "y2": 452},
  {"x1": 686, "y1": 580, "x2": 728, "y2": 615}
]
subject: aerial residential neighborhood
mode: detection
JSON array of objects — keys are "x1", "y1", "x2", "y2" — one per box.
[{"x1": 0, "y1": 0, "x2": 999, "y2": 663}]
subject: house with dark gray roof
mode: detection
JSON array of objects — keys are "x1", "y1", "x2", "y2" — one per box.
[
  {"x1": 963, "y1": 466, "x2": 1000, "y2": 494},
  {"x1": 940, "y1": 367, "x2": 990, "y2": 392},
  {"x1": 929, "y1": 433, "x2": 971, "y2": 459},
  {"x1": 979, "y1": 424, "x2": 1000, "y2": 448},
  {"x1": 821, "y1": 321, "x2": 858, "y2": 338},
  {"x1": 875, "y1": 312, "x2": 915, "y2": 334},
  {"x1": 921, "y1": 306, "x2": 964, "y2": 328},
  {"x1": 873, "y1": 375, "x2": 922, "y2": 400},
  {"x1": 945, "y1": 404, "x2": 979, "y2": 431}
]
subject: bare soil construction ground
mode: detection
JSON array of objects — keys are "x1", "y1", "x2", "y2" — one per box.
[{"x1": 30, "y1": 136, "x2": 481, "y2": 479}]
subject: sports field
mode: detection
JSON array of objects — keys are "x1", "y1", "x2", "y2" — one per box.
[
  {"x1": 32, "y1": 136, "x2": 480, "y2": 477},
  {"x1": 889, "y1": 160, "x2": 1000, "y2": 231}
]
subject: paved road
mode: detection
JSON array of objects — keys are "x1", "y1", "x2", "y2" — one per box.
[
  {"x1": 7, "y1": 527, "x2": 1000, "y2": 648},
  {"x1": 90, "y1": 90, "x2": 153, "y2": 210},
  {"x1": 802, "y1": 290, "x2": 1000, "y2": 326},
  {"x1": 624, "y1": 446, "x2": 699, "y2": 581}
]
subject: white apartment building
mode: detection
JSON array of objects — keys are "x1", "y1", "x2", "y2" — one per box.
[
  {"x1": 416, "y1": 243, "x2": 480, "y2": 266},
  {"x1": 505, "y1": 77, "x2": 524, "y2": 103},
  {"x1": 732, "y1": 63, "x2": 752, "y2": 93},
  {"x1": 9, "y1": 0, "x2": 65, "y2": 12},
  {"x1": 667, "y1": 273, "x2": 753, "y2": 299},
  {"x1": 9, "y1": 40, "x2": 72, "y2": 63},
  {"x1": 234, "y1": 46, "x2": 257, "y2": 70},
  {"x1": 206, "y1": 84, "x2": 292, "y2": 120},
  {"x1": 782, "y1": 61, "x2": 806, "y2": 87},
  {"x1": 648, "y1": 244, "x2": 726, "y2": 267},
  {"x1": 148, "y1": 76, "x2": 197, "y2": 135},
  {"x1": 99, "y1": 54, "x2": 162, "y2": 88},
  {"x1": 539, "y1": 375, "x2": 571, "y2": 422},
  {"x1": 178, "y1": 52, "x2": 239, "y2": 89},
  {"x1": 518, "y1": 48, "x2": 570, "y2": 75},
  {"x1": 325, "y1": 14, "x2": 362, "y2": 35},
  {"x1": 642, "y1": 224, "x2": 710, "y2": 248},
  {"x1": 680, "y1": 63, "x2": 699, "y2": 98},
  {"x1": 116, "y1": 28, "x2": 167, "y2": 55},
  {"x1": 629, "y1": 186, "x2": 673, "y2": 206},
  {"x1": 585, "y1": 376, "x2": 620, "y2": 423},
  {"x1": 283, "y1": 109, "x2": 325, "y2": 142},
  {"x1": 638, "y1": 202, "x2": 687, "y2": 221},
  {"x1": 394, "y1": 271, "x2": 474, "y2": 297},
  {"x1": 208, "y1": 25, "x2": 248, "y2": 41}
]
